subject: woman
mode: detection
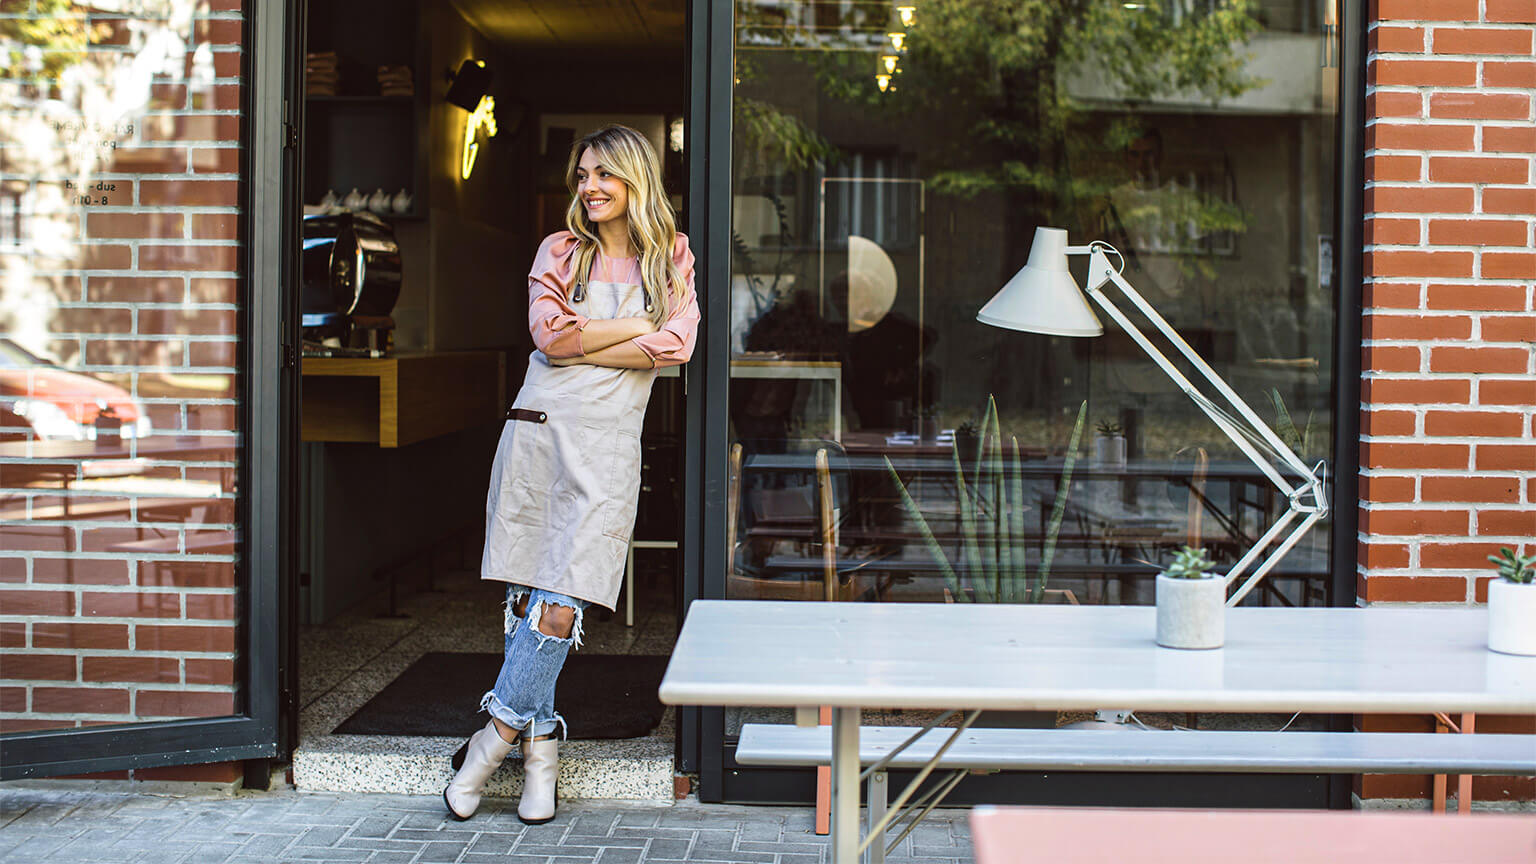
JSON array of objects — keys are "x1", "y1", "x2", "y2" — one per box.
[{"x1": 443, "y1": 125, "x2": 699, "y2": 824}]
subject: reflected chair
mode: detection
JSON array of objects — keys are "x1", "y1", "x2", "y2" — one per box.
[
  {"x1": 726, "y1": 438, "x2": 860, "y2": 603},
  {"x1": 1184, "y1": 446, "x2": 1209, "y2": 549},
  {"x1": 727, "y1": 438, "x2": 852, "y2": 835}
]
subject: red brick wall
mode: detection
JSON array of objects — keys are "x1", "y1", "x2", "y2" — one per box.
[
  {"x1": 0, "y1": 0, "x2": 246, "y2": 745},
  {"x1": 1361, "y1": 1, "x2": 1535, "y2": 604},
  {"x1": 1361, "y1": 0, "x2": 1535, "y2": 803}
]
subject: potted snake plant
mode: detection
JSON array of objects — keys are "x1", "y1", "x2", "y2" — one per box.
[
  {"x1": 1486, "y1": 547, "x2": 1535, "y2": 656},
  {"x1": 1156, "y1": 545, "x2": 1224, "y2": 650}
]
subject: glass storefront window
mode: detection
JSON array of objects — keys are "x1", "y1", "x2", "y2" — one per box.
[
  {"x1": 1, "y1": 1, "x2": 246, "y2": 732},
  {"x1": 727, "y1": 0, "x2": 1337, "y2": 609}
]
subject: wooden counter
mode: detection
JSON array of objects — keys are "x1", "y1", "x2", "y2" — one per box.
[{"x1": 301, "y1": 351, "x2": 505, "y2": 447}]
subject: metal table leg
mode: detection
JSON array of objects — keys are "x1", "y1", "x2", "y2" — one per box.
[
  {"x1": 829, "y1": 707, "x2": 861, "y2": 864},
  {"x1": 865, "y1": 771, "x2": 887, "y2": 864}
]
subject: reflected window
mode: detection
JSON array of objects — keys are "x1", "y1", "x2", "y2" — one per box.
[{"x1": 726, "y1": 0, "x2": 1337, "y2": 609}]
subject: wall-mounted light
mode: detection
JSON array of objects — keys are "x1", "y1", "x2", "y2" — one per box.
[
  {"x1": 887, "y1": 31, "x2": 906, "y2": 52},
  {"x1": 879, "y1": 54, "x2": 899, "y2": 74},
  {"x1": 444, "y1": 59, "x2": 492, "y2": 111},
  {"x1": 446, "y1": 59, "x2": 498, "y2": 180},
  {"x1": 461, "y1": 95, "x2": 497, "y2": 180},
  {"x1": 896, "y1": 4, "x2": 916, "y2": 27},
  {"x1": 876, "y1": 74, "x2": 892, "y2": 92}
]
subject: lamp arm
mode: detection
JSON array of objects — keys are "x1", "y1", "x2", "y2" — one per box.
[
  {"x1": 1086, "y1": 249, "x2": 1316, "y2": 481},
  {"x1": 1079, "y1": 270, "x2": 1299, "y2": 498},
  {"x1": 1071, "y1": 245, "x2": 1330, "y2": 604},
  {"x1": 1227, "y1": 509, "x2": 1327, "y2": 606}
]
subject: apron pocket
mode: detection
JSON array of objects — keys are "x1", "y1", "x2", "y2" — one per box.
[
  {"x1": 600, "y1": 430, "x2": 643, "y2": 540},
  {"x1": 497, "y1": 413, "x2": 563, "y2": 528}
]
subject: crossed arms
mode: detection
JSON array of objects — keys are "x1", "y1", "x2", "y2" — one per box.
[{"x1": 545, "y1": 318, "x2": 657, "y2": 369}]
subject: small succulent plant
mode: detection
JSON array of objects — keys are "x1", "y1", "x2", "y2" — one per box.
[
  {"x1": 1163, "y1": 545, "x2": 1216, "y2": 579},
  {"x1": 1095, "y1": 419, "x2": 1124, "y2": 437},
  {"x1": 1488, "y1": 547, "x2": 1535, "y2": 585}
]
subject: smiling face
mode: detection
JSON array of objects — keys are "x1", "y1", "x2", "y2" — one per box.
[{"x1": 575, "y1": 147, "x2": 630, "y2": 226}]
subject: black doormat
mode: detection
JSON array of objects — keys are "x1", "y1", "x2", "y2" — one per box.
[{"x1": 332, "y1": 652, "x2": 669, "y2": 740}]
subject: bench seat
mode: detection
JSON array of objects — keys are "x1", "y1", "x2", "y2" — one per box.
[{"x1": 736, "y1": 723, "x2": 1536, "y2": 775}]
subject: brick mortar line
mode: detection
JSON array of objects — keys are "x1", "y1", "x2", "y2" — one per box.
[
  {"x1": 1363, "y1": 372, "x2": 1533, "y2": 378},
  {"x1": 11, "y1": 271, "x2": 243, "y2": 278},
  {"x1": 0, "y1": 514, "x2": 239, "y2": 521},
  {"x1": 53, "y1": 303, "x2": 242, "y2": 310},
  {"x1": 1364, "y1": 340, "x2": 1536, "y2": 347},
  {"x1": 1, "y1": 649, "x2": 238, "y2": 658},
  {"x1": 11, "y1": 558, "x2": 235, "y2": 566},
  {"x1": 1365, "y1": 153, "x2": 1536, "y2": 160},
  {"x1": 0, "y1": 456, "x2": 239, "y2": 465},
  {"x1": 1367, "y1": 245, "x2": 1536, "y2": 251},
  {"x1": 1366, "y1": 84, "x2": 1536, "y2": 93},
  {"x1": 1362, "y1": 429, "x2": 1536, "y2": 434},
  {"x1": 1365, "y1": 182, "x2": 1536, "y2": 189},
  {"x1": 1361, "y1": 502, "x2": 1536, "y2": 509},
  {"x1": 0, "y1": 585, "x2": 244, "y2": 594}
]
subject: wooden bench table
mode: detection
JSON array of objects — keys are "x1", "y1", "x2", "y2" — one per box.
[{"x1": 659, "y1": 602, "x2": 1536, "y2": 864}]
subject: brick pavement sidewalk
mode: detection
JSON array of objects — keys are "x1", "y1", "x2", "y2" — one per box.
[{"x1": 0, "y1": 785, "x2": 975, "y2": 864}]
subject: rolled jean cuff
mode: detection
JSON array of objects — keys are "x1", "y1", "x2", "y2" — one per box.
[{"x1": 478, "y1": 691, "x2": 566, "y2": 739}]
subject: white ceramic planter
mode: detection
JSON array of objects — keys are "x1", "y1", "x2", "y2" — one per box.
[
  {"x1": 1156, "y1": 573, "x2": 1225, "y2": 650},
  {"x1": 1092, "y1": 435, "x2": 1127, "y2": 467},
  {"x1": 1487, "y1": 579, "x2": 1536, "y2": 656}
]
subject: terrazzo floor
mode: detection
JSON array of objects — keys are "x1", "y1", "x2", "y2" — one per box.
[{"x1": 294, "y1": 557, "x2": 681, "y2": 798}]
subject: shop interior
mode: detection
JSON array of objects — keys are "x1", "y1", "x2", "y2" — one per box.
[{"x1": 292, "y1": 0, "x2": 688, "y2": 784}]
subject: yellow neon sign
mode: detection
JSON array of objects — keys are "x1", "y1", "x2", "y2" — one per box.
[{"x1": 461, "y1": 95, "x2": 497, "y2": 180}]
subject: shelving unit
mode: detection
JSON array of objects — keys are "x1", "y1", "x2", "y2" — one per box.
[{"x1": 301, "y1": 0, "x2": 428, "y2": 216}]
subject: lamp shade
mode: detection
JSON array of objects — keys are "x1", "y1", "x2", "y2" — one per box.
[{"x1": 976, "y1": 227, "x2": 1103, "y2": 337}]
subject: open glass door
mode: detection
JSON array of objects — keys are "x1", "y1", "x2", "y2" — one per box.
[{"x1": 0, "y1": 0, "x2": 292, "y2": 778}]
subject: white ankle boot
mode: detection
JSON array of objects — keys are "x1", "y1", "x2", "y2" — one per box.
[
  {"x1": 443, "y1": 720, "x2": 514, "y2": 820},
  {"x1": 518, "y1": 734, "x2": 559, "y2": 824}
]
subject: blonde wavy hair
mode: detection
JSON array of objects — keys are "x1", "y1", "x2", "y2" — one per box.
[{"x1": 564, "y1": 124, "x2": 684, "y2": 328}]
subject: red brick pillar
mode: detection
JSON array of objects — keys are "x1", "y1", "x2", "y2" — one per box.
[
  {"x1": 1361, "y1": 0, "x2": 1535, "y2": 602},
  {"x1": 1360, "y1": 0, "x2": 1535, "y2": 803}
]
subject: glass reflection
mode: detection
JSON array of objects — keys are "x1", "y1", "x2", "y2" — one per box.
[
  {"x1": 728, "y1": 0, "x2": 1336, "y2": 608},
  {"x1": 1, "y1": 1, "x2": 243, "y2": 732}
]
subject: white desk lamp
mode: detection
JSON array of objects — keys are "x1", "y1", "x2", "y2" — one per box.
[{"x1": 978, "y1": 227, "x2": 1329, "y2": 605}]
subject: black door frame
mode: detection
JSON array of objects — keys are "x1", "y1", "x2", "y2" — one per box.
[
  {"x1": 0, "y1": 0, "x2": 294, "y2": 780},
  {"x1": 679, "y1": 0, "x2": 1370, "y2": 806}
]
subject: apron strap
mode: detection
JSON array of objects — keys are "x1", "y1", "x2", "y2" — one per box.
[{"x1": 506, "y1": 407, "x2": 547, "y2": 423}]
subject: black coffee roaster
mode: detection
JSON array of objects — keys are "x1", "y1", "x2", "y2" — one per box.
[{"x1": 302, "y1": 211, "x2": 402, "y2": 355}]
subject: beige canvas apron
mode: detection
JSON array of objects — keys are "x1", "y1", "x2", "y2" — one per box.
[{"x1": 481, "y1": 276, "x2": 658, "y2": 610}]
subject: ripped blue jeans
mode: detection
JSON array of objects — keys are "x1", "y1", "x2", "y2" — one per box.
[{"x1": 479, "y1": 586, "x2": 587, "y2": 739}]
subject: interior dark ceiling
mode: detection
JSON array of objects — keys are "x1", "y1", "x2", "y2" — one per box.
[{"x1": 450, "y1": 0, "x2": 686, "y2": 59}]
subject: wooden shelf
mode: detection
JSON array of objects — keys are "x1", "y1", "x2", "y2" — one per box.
[
  {"x1": 304, "y1": 95, "x2": 415, "y2": 104},
  {"x1": 301, "y1": 351, "x2": 505, "y2": 447}
]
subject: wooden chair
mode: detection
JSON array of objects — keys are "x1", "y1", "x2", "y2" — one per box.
[
  {"x1": 1184, "y1": 446, "x2": 1209, "y2": 549},
  {"x1": 725, "y1": 439, "x2": 849, "y2": 834},
  {"x1": 726, "y1": 440, "x2": 859, "y2": 602}
]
